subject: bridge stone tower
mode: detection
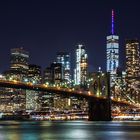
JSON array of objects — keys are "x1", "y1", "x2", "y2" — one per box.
[{"x1": 88, "y1": 72, "x2": 112, "y2": 121}]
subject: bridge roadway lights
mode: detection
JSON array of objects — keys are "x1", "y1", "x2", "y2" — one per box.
[{"x1": 88, "y1": 98, "x2": 112, "y2": 121}]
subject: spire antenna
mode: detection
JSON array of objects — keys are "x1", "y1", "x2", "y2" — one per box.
[{"x1": 111, "y1": 9, "x2": 114, "y2": 35}]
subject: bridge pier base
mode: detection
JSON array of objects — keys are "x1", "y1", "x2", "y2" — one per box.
[{"x1": 88, "y1": 99, "x2": 112, "y2": 121}]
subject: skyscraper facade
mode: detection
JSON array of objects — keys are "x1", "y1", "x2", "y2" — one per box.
[
  {"x1": 106, "y1": 10, "x2": 119, "y2": 86},
  {"x1": 28, "y1": 64, "x2": 42, "y2": 84},
  {"x1": 10, "y1": 47, "x2": 29, "y2": 81},
  {"x1": 1, "y1": 47, "x2": 29, "y2": 112},
  {"x1": 56, "y1": 52, "x2": 71, "y2": 83},
  {"x1": 44, "y1": 62, "x2": 63, "y2": 85},
  {"x1": 43, "y1": 67, "x2": 52, "y2": 84},
  {"x1": 125, "y1": 39, "x2": 140, "y2": 103},
  {"x1": 74, "y1": 44, "x2": 88, "y2": 85},
  {"x1": 51, "y1": 62, "x2": 63, "y2": 84},
  {"x1": 26, "y1": 64, "x2": 42, "y2": 111},
  {"x1": 43, "y1": 62, "x2": 67, "y2": 112},
  {"x1": 106, "y1": 35, "x2": 119, "y2": 73}
]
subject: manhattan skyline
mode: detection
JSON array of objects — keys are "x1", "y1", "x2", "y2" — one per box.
[{"x1": 0, "y1": 0, "x2": 140, "y2": 73}]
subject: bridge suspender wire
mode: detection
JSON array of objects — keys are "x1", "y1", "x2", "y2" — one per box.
[{"x1": 113, "y1": 80, "x2": 136, "y2": 104}]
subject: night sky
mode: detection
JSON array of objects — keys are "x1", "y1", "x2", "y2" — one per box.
[{"x1": 0, "y1": 0, "x2": 140, "y2": 73}]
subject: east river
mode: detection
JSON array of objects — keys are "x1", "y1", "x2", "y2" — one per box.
[{"x1": 0, "y1": 121, "x2": 140, "y2": 140}]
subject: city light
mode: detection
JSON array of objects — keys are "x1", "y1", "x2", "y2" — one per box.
[{"x1": 0, "y1": 9, "x2": 139, "y2": 122}]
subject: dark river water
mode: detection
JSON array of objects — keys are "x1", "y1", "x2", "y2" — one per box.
[{"x1": 0, "y1": 121, "x2": 140, "y2": 140}]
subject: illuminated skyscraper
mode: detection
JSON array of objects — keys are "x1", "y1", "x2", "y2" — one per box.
[
  {"x1": 51, "y1": 62, "x2": 63, "y2": 84},
  {"x1": 10, "y1": 47, "x2": 29, "y2": 81},
  {"x1": 43, "y1": 67, "x2": 52, "y2": 84},
  {"x1": 26, "y1": 65, "x2": 42, "y2": 111},
  {"x1": 43, "y1": 62, "x2": 66, "y2": 112},
  {"x1": 106, "y1": 9, "x2": 119, "y2": 85},
  {"x1": 2, "y1": 47, "x2": 29, "y2": 112},
  {"x1": 74, "y1": 44, "x2": 88, "y2": 85},
  {"x1": 56, "y1": 52, "x2": 71, "y2": 83},
  {"x1": 44, "y1": 62, "x2": 63, "y2": 85},
  {"x1": 126, "y1": 39, "x2": 140, "y2": 103},
  {"x1": 106, "y1": 10, "x2": 119, "y2": 87},
  {"x1": 28, "y1": 64, "x2": 42, "y2": 84}
]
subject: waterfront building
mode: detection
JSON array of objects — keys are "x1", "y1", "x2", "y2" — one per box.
[
  {"x1": 125, "y1": 39, "x2": 140, "y2": 103},
  {"x1": 26, "y1": 64, "x2": 42, "y2": 112},
  {"x1": 40, "y1": 92, "x2": 54, "y2": 112},
  {"x1": 43, "y1": 62, "x2": 63, "y2": 112},
  {"x1": 54, "y1": 95, "x2": 71, "y2": 110},
  {"x1": 0, "y1": 88, "x2": 26, "y2": 112},
  {"x1": 73, "y1": 44, "x2": 88, "y2": 114},
  {"x1": 74, "y1": 44, "x2": 88, "y2": 86},
  {"x1": 56, "y1": 52, "x2": 72, "y2": 113},
  {"x1": 1, "y1": 47, "x2": 29, "y2": 113}
]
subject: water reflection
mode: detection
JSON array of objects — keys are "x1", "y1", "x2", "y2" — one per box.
[{"x1": 0, "y1": 121, "x2": 139, "y2": 140}]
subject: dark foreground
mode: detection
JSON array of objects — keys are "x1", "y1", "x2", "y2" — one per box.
[{"x1": 0, "y1": 121, "x2": 140, "y2": 140}]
